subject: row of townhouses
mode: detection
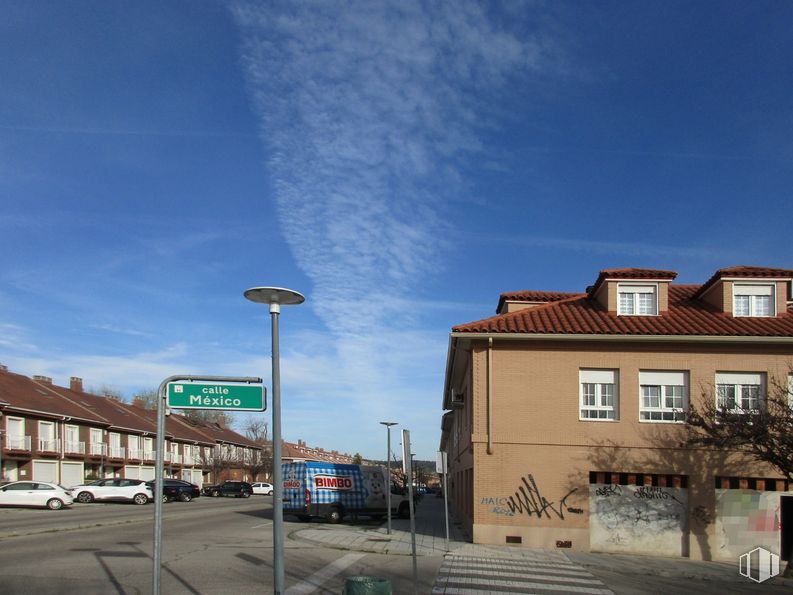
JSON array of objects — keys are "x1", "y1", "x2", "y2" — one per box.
[
  {"x1": 0, "y1": 368, "x2": 264, "y2": 487},
  {"x1": 441, "y1": 265, "x2": 793, "y2": 562}
]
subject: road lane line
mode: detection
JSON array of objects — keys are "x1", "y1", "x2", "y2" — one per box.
[
  {"x1": 285, "y1": 552, "x2": 366, "y2": 595},
  {"x1": 251, "y1": 521, "x2": 272, "y2": 528}
]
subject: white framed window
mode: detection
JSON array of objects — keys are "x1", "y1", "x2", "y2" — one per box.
[
  {"x1": 716, "y1": 372, "x2": 765, "y2": 412},
  {"x1": 580, "y1": 369, "x2": 619, "y2": 420},
  {"x1": 639, "y1": 371, "x2": 688, "y2": 422},
  {"x1": 38, "y1": 421, "x2": 56, "y2": 451},
  {"x1": 733, "y1": 284, "x2": 774, "y2": 317},
  {"x1": 90, "y1": 428, "x2": 104, "y2": 456},
  {"x1": 618, "y1": 284, "x2": 657, "y2": 316},
  {"x1": 65, "y1": 424, "x2": 82, "y2": 453},
  {"x1": 144, "y1": 437, "x2": 154, "y2": 459}
]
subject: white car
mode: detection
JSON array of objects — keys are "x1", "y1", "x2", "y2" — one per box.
[
  {"x1": 251, "y1": 482, "x2": 273, "y2": 495},
  {"x1": 71, "y1": 478, "x2": 152, "y2": 505},
  {"x1": 0, "y1": 480, "x2": 73, "y2": 510}
]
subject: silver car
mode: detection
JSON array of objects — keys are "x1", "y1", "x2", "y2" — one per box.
[{"x1": 71, "y1": 478, "x2": 152, "y2": 505}]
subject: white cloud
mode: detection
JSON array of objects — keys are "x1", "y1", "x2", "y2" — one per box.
[
  {"x1": 230, "y1": 1, "x2": 558, "y2": 456},
  {"x1": 233, "y1": 1, "x2": 552, "y2": 331}
]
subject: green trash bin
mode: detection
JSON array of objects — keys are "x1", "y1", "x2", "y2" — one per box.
[{"x1": 342, "y1": 576, "x2": 392, "y2": 594}]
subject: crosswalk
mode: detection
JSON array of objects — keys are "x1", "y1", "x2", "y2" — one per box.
[{"x1": 432, "y1": 551, "x2": 614, "y2": 594}]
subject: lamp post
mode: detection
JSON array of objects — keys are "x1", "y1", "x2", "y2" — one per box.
[
  {"x1": 379, "y1": 421, "x2": 398, "y2": 535},
  {"x1": 244, "y1": 286, "x2": 304, "y2": 595}
]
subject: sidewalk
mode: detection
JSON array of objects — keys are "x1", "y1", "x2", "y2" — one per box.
[
  {"x1": 290, "y1": 498, "x2": 793, "y2": 593},
  {"x1": 290, "y1": 493, "x2": 468, "y2": 555}
]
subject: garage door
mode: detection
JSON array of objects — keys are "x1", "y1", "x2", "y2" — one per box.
[
  {"x1": 61, "y1": 462, "x2": 84, "y2": 488},
  {"x1": 125, "y1": 466, "x2": 140, "y2": 479},
  {"x1": 140, "y1": 467, "x2": 155, "y2": 481},
  {"x1": 33, "y1": 460, "x2": 58, "y2": 482}
]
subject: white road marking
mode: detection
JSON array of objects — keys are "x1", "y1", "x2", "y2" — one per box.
[
  {"x1": 251, "y1": 521, "x2": 272, "y2": 528},
  {"x1": 285, "y1": 552, "x2": 367, "y2": 595}
]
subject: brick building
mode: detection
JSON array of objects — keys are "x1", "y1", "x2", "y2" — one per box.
[
  {"x1": 0, "y1": 367, "x2": 263, "y2": 487},
  {"x1": 441, "y1": 266, "x2": 793, "y2": 561}
]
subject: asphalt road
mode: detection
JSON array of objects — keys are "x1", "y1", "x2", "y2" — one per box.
[{"x1": 0, "y1": 495, "x2": 443, "y2": 594}]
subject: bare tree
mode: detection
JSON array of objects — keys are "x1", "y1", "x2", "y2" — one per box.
[
  {"x1": 687, "y1": 372, "x2": 793, "y2": 574},
  {"x1": 88, "y1": 384, "x2": 125, "y2": 402},
  {"x1": 687, "y1": 374, "x2": 793, "y2": 481},
  {"x1": 199, "y1": 443, "x2": 235, "y2": 485},
  {"x1": 181, "y1": 409, "x2": 234, "y2": 429},
  {"x1": 131, "y1": 388, "x2": 159, "y2": 410},
  {"x1": 242, "y1": 419, "x2": 272, "y2": 482}
]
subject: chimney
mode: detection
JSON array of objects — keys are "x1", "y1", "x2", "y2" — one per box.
[
  {"x1": 70, "y1": 377, "x2": 84, "y2": 392},
  {"x1": 132, "y1": 396, "x2": 146, "y2": 408},
  {"x1": 0, "y1": 364, "x2": 7, "y2": 372},
  {"x1": 32, "y1": 375, "x2": 52, "y2": 384}
]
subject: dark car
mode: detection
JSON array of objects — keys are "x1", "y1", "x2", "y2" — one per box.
[
  {"x1": 202, "y1": 480, "x2": 253, "y2": 498},
  {"x1": 146, "y1": 479, "x2": 201, "y2": 503}
]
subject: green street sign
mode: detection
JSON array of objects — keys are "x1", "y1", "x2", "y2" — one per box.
[{"x1": 167, "y1": 382, "x2": 266, "y2": 411}]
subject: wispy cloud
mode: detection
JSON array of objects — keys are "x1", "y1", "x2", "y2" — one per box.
[
  {"x1": 230, "y1": 1, "x2": 563, "y2": 455},
  {"x1": 233, "y1": 1, "x2": 555, "y2": 331}
]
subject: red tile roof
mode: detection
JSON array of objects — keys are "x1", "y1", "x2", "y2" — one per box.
[
  {"x1": 0, "y1": 372, "x2": 107, "y2": 423},
  {"x1": 454, "y1": 282, "x2": 793, "y2": 337},
  {"x1": 497, "y1": 291, "x2": 582, "y2": 313},
  {"x1": 588, "y1": 268, "x2": 678, "y2": 296},
  {"x1": 0, "y1": 369, "x2": 259, "y2": 446},
  {"x1": 693, "y1": 266, "x2": 793, "y2": 299}
]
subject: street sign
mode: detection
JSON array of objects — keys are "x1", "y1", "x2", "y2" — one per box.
[{"x1": 166, "y1": 381, "x2": 266, "y2": 411}]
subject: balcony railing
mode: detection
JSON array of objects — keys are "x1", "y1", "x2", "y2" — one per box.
[
  {"x1": 89, "y1": 442, "x2": 106, "y2": 456},
  {"x1": 171, "y1": 454, "x2": 183, "y2": 464},
  {"x1": 143, "y1": 450, "x2": 155, "y2": 461},
  {"x1": 108, "y1": 446, "x2": 125, "y2": 459},
  {"x1": 37, "y1": 438, "x2": 60, "y2": 452},
  {"x1": 127, "y1": 448, "x2": 143, "y2": 460},
  {"x1": 64, "y1": 441, "x2": 86, "y2": 454},
  {"x1": 5, "y1": 435, "x2": 32, "y2": 451}
]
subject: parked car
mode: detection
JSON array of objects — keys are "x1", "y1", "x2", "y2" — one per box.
[
  {"x1": 202, "y1": 480, "x2": 253, "y2": 498},
  {"x1": 146, "y1": 479, "x2": 201, "y2": 503},
  {"x1": 251, "y1": 482, "x2": 273, "y2": 495},
  {"x1": 71, "y1": 478, "x2": 152, "y2": 505},
  {"x1": 0, "y1": 480, "x2": 73, "y2": 510}
]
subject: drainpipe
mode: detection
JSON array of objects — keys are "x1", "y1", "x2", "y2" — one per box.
[
  {"x1": 487, "y1": 337, "x2": 493, "y2": 455},
  {"x1": 59, "y1": 417, "x2": 66, "y2": 484}
]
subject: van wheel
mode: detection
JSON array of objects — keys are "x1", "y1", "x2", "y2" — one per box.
[
  {"x1": 133, "y1": 493, "x2": 149, "y2": 505},
  {"x1": 179, "y1": 492, "x2": 192, "y2": 502},
  {"x1": 327, "y1": 507, "x2": 343, "y2": 524}
]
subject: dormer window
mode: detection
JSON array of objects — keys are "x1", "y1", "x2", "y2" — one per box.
[
  {"x1": 617, "y1": 284, "x2": 657, "y2": 316},
  {"x1": 733, "y1": 284, "x2": 774, "y2": 317}
]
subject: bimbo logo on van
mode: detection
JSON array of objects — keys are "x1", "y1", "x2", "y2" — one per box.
[{"x1": 314, "y1": 475, "x2": 353, "y2": 490}]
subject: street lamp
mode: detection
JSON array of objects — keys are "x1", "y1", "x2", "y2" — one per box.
[
  {"x1": 379, "y1": 421, "x2": 398, "y2": 535},
  {"x1": 245, "y1": 286, "x2": 304, "y2": 595}
]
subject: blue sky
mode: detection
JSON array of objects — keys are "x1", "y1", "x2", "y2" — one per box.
[{"x1": 2, "y1": 1, "x2": 791, "y2": 460}]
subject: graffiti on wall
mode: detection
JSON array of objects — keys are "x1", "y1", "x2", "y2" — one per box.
[
  {"x1": 480, "y1": 497, "x2": 516, "y2": 517},
  {"x1": 589, "y1": 483, "x2": 688, "y2": 556},
  {"x1": 506, "y1": 474, "x2": 582, "y2": 520}
]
